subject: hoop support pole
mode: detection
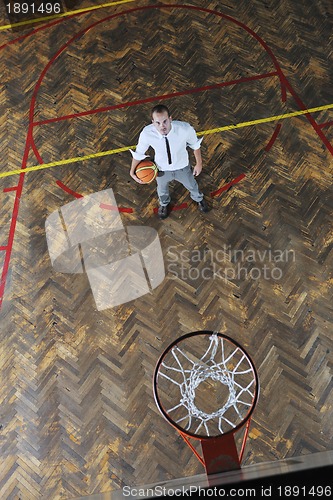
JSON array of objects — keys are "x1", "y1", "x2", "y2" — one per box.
[
  {"x1": 239, "y1": 417, "x2": 252, "y2": 463},
  {"x1": 180, "y1": 432, "x2": 205, "y2": 466}
]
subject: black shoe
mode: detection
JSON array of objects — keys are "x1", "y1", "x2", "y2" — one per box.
[
  {"x1": 158, "y1": 205, "x2": 169, "y2": 219},
  {"x1": 198, "y1": 199, "x2": 209, "y2": 213}
]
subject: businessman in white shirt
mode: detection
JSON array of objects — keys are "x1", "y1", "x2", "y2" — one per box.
[{"x1": 130, "y1": 104, "x2": 208, "y2": 219}]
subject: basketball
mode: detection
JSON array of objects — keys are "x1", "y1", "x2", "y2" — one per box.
[{"x1": 135, "y1": 160, "x2": 158, "y2": 184}]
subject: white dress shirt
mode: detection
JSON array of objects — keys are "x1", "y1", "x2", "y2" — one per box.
[{"x1": 130, "y1": 120, "x2": 203, "y2": 171}]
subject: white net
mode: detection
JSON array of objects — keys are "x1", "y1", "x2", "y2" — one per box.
[{"x1": 155, "y1": 333, "x2": 258, "y2": 438}]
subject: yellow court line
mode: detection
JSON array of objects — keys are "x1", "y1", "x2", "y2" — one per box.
[
  {"x1": 0, "y1": 103, "x2": 332, "y2": 179},
  {"x1": 197, "y1": 103, "x2": 333, "y2": 136},
  {"x1": 0, "y1": 0, "x2": 136, "y2": 31},
  {"x1": 0, "y1": 145, "x2": 134, "y2": 178}
]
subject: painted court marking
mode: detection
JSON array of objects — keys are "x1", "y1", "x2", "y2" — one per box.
[
  {"x1": 0, "y1": 2, "x2": 332, "y2": 313},
  {"x1": 32, "y1": 72, "x2": 278, "y2": 126},
  {"x1": 0, "y1": 103, "x2": 332, "y2": 179},
  {"x1": 210, "y1": 174, "x2": 246, "y2": 198}
]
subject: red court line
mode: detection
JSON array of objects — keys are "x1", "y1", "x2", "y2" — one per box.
[
  {"x1": 32, "y1": 72, "x2": 278, "y2": 126},
  {"x1": 31, "y1": 137, "x2": 44, "y2": 164},
  {"x1": 265, "y1": 123, "x2": 282, "y2": 151},
  {"x1": 0, "y1": 246, "x2": 8, "y2": 251},
  {"x1": 281, "y1": 82, "x2": 287, "y2": 103},
  {"x1": 0, "y1": 153, "x2": 29, "y2": 308},
  {"x1": 210, "y1": 174, "x2": 246, "y2": 198},
  {"x1": 170, "y1": 203, "x2": 188, "y2": 211},
  {"x1": 100, "y1": 203, "x2": 133, "y2": 213},
  {"x1": 3, "y1": 186, "x2": 18, "y2": 192},
  {"x1": 319, "y1": 120, "x2": 333, "y2": 129},
  {"x1": 56, "y1": 180, "x2": 83, "y2": 198},
  {"x1": 283, "y1": 85, "x2": 333, "y2": 155},
  {"x1": 55, "y1": 184, "x2": 133, "y2": 212}
]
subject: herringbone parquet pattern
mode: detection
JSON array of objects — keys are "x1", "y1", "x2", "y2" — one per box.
[{"x1": 0, "y1": 0, "x2": 332, "y2": 498}]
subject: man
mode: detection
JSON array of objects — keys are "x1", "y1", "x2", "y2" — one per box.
[{"x1": 130, "y1": 104, "x2": 208, "y2": 219}]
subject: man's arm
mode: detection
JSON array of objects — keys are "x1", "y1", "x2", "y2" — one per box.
[
  {"x1": 129, "y1": 129, "x2": 150, "y2": 183},
  {"x1": 193, "y1": 147, "x2": 203, "y2": 176},
  {"x1": 186, "y1": 124, "x2": 203, "y2": 176}
]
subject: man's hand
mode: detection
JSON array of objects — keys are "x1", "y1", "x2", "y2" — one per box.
[
  {"x1": 130, "y1": 159, "x2": 144, "y2": 183},
  {"x1": 193, "y1": 164, "x2": 202, "y2": 176},
  {"x1": 130, "y1": 171, "x2": 143, "y2": 183}
]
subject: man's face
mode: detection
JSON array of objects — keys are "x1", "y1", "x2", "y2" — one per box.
[{"x1": 152, "y1": 111, "x2": 172, "y2": 135}]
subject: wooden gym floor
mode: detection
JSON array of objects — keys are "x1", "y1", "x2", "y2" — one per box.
[{"x1": 0, "y1": 0, "x2": 332, "y2": 497}]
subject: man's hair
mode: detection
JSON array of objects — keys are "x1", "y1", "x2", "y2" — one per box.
[{"x1": 151, "y1": 104, "x2": 171, "y2": 117}]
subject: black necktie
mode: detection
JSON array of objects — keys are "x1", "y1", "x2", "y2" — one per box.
[{"x1": 164, "y1": 136, "x2": 172, "y2": 164}]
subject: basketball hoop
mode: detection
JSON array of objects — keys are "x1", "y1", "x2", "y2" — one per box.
[{"x1": 153, "y1": 331, "x2": 259, "y2": 474}]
